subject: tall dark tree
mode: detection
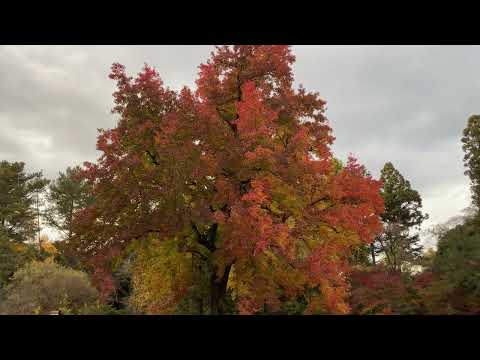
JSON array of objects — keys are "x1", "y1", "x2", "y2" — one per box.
[
  {"x1": 462, "y1": 114, "x2": 480, "y2": 211},
  {"x1": 0, "y1": 161, "x2": 49, "y2": 243},
  {"x1": 45, "y1": 166, "x2": 93, "y2": 241},
  {"x1": 373, "y1": 162, "x2": 428, "y2": 272}
]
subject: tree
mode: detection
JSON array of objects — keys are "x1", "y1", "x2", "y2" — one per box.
[
  {"x1": 50, "y1": 236, "x2": 84, "y2": 271},
  {"x1": 0, "y1": 235, "x2": 38, "y2": 289},
  {"x1": 373, "y1": 162, "x2": 428, "y2": 272},
  {"x1": 71, "y1": 45, "x2": 384, "y2": 314},
  {"x1": 462, "y1": 114, "x2": 480, "y2": 210},
  {"x1": 411, "y1": 120, "x2": 480, "y2": 314},
  {"x1": 44, "y1": 166, "x2": 93, "y2": 241},
  {"x1": 0, "y1": 233, "x2": 58, "y2": 291},
  {"x1": 425, "y1": 217, "x2": 480, "y2": 314},
  {"x1": 0, "y1": 161, "x2": 49, "y2": 243},
  {"x1": 0, "y1": 260, "x2": 98, "y2": 315}
]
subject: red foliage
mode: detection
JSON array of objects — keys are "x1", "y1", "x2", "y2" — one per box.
[
  {"x1": 71, "y1": 46, "x2": 384, "y2": 313},
  {"x1": 349, "y1": 267, "x2": 417, "y2": 314}
]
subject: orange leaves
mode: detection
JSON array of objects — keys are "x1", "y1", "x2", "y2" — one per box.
[
  {"x1": 238, "y1": 297, "x2": 262, "y2": 315},
  {"x1": 241, "y1": 179, "x2": 270, "y2": 206},
  {"x1": 73, "y1": 46, "x2": 388, "y2": 314},
  {"x1": 212, "y1": 178, "x2": 238, "y2": 207},
  {"x1": 236, "y1": 81, "x2": 277, "y2": 146},
  {"x1": 304, "y1": 280, "x2": 350, "y2": 315},
  {"x1": 244, "y1": 145, "x2": 274, "y2": 163},
  {"x1": 225, "y1": 204, "x2": 273, "y2": 256},
  {"x1": 318, "y1": 156, "x2": 384, "y2": 245},
  {"x1": 273, "y1": 223, "x2": 292, "y2": 257}
]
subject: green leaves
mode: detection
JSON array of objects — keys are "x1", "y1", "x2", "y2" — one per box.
[
  {"x1": 435, "y1": 218, "x2": 480, "y2": 296},
  {"x1": 380, "y1": 162, "x2": 428, "y2": 228},
  {"x1": 375, "y1": 162, "x2": 428, "y2": 272},
  {"x1": 0, "y1": 161, "x2": 49, "y2": 243},
  {"x1": 0, "y1": 236, "x2": 38, "y2": 288},
  {"x1": 44, "y1": 166, "x2": 93, "y2": 240},
  {"x1": 0, "y1": 260, "x2": 98, "y2": 315},
  {"x1": 462, "y1": 115, "x2": 480, "y2": 210}
]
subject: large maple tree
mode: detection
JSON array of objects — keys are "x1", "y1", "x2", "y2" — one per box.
[{"x1": 71, "y1": 45, "x2": 384, "y2": 314}]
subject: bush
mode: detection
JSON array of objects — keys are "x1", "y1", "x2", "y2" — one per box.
[
  {"x1": 349, "y1": 266, "x2": 421, "y2": 314},
  {"x1": 76, "y1": 302, "x2": 132, "y2": 315},
  {"x1": 0, "y1": 260, "x2": 98, "y2": 315}
]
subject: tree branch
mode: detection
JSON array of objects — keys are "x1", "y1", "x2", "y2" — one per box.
[
  {"x1": 191, "y1": 222, "x2": 216, "y2": 252},
  {"x1": 308, "y1": 197, "x2": 330, "y2": 208},
  {"x1": 215, "y1": 107, "x2": 238, "y2": 134},
  {"x1": 145, "y1": 150, "x2": 160, "y2": 165},
  {"x1": 186, "y1": 247, "x2": 209, "y2": 261}
]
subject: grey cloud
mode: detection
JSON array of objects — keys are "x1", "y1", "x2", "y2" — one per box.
[
  {"x1": 0, "y1": 45, "x2": 212, "y2": 179},
  {"x1": 293, "y1": 45, "x2": 480, "y2": 229},
  {"x1": 1, "y1": 45, "x2": 478, "y2": 242}
]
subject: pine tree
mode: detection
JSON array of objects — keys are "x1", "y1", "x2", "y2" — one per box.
[
  {"x1": 0, "y1": 161, "x2": 49, "y2": 243},
  {"x1": 44, "y1": 166, "x2": 93, "y2": 241},
  {"x1": 462, "y1": 114, "x2": 480, "y2": 211},
  {"x1": 373, "y1": 162, "x2": 428, "y2": 272}
]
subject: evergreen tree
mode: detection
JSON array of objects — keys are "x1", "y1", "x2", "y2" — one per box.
[
  {"x1": 0, "y1": 161, "x2": 49, "y2": 243},
  {"x1": 373, "y1": 162, "x2": 428, "y2": 272},
  {"x1": 462, "y1": 114, "x2": 480, "y2": 211},
  {"x1": 44, "y1": 166, "x2": 93, "y2": 241}
]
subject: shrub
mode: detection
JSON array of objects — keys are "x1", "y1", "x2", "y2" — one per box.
[{"x1": 0, "y1": 260, "x2": 98, "y2": 315}]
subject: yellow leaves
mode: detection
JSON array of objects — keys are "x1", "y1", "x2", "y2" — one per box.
[
  {"x1": 33, "y1": 306, "x2": 43, "y2": 315},
  {"x1": 285, "y1": 216, "x2": 296, "y2": 229},
  {"x1": 314, "y1": 223, "x2": 360, "y2": 249},
  {"x1": 182, "y1": 193, "x2": 192, "y2": 203},
  {"x1": 40, "y1": 240, "x2": 58, "y2": 256},
  {"x1": 268, "y1": 200, "x2": 283, "y2": 216},
  {"x1": 129, "y1": 236, "x2": 193, "y2": 314},
  {"x1": 12, "y1": 242, "x2": 28, "y2": 254},
  {"x1": 39, "y1": 235, "x2": 58, "y2": 263},
  {"x1": 331, "y1": 228, "x2": 360, "y2": 248},
  {"x1": 276, "y1": 229, "x2": 290, "y2": 253},
  {"x1": 295, "y1": 240, "x2": 310, "y2": 261},
  {"x1": 227, "y1": 258, "x2": 257, "y2": 302},
  {"x1": 304, "y1": 235, "x2": 321, "y2": 252},
  {"x1": 313, "y1": 199, "x2": 333, "y2": 211},
  {"x1": 226, "y1": 265, "x2": 237, "y2": 292},
  {"x1": 266, "y1": 176, "x2": 304, "y2": 215},
  {"x1": 254, "y1": 253, "x2": 276, "y2": 278}
]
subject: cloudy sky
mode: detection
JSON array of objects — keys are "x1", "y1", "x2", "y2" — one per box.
[{"x1": 1, "y1": 45, "x2": 479, "y2": 246}]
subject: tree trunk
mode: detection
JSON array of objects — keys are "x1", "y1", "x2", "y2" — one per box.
[
  {"x1": 191, "y1": 253, "x2": 204, "y2": 314},
  {"x1": 191, "y1": 222, "x2": 233, "y2": 314},
  {"x1": 209, "y1": 264, "x2": 232, "y2": 315},
  {"x1": 197, "y1": 297, "x2": 204, "y2": 314},
  {"x1": 68, "y1": 198, "x2": 74, "y2": 241},
  {"x1": 370, "y1": 243, "x2": 376, "y2": 266}
]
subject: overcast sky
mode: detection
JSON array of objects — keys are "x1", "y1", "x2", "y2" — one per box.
[{"x1": 1, "y1": 45, "x2": 479, "y2": 246}]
